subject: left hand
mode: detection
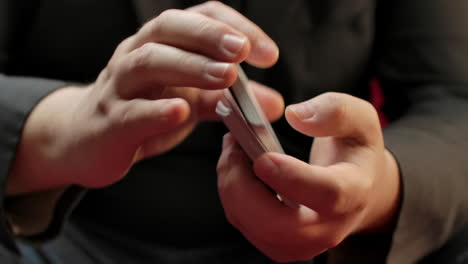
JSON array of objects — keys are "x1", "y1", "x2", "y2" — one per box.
[
  {"x1": 7, "y1": 2, "x2": 285, "y2": 194},
  {"x1": 217, "y1": 92, "x2": 401, "y2": 262}
]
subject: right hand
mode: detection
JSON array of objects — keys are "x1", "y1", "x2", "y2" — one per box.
[{"x1": 7, "y1": 1, "x2": 283, "y2": 194}]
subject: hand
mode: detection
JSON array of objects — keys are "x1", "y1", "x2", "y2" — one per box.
[
  {"x1": 8, "y1": 2, "x2": 284, "y2": 195},
  {"x1": 217, "y1": 92, "x2": 401, "y2": 262}
]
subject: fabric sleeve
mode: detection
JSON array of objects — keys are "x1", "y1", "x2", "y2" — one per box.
[{"x1": 329, "y1": 0, "x2": 468, "y2": 263}]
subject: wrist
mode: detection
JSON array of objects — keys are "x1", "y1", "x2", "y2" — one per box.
[
  {"x1": 7, "y1": 85, "x2": 88, "y2": 195},
  {"x1": 359, "y1": 149, "x2": 402, "y2": 234}
]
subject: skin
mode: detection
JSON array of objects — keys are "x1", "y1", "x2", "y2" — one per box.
[
  {"x1": 7, "y1": 2, "x2": 284, "y2": 194},
  {"x1": 8, "y1": 1, "x2": 401, "y2": 262},
  {"x1": 217, "y1": 93, "x2": 401, "y2": 262}
]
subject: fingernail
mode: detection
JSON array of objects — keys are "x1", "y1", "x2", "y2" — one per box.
[
  {"x1": 206, "y1": 62, "x2": 231, "y2": 80},
  {"x1": 256, "y1": 154, "x2": 278, "y2": 178},
  {"x1": 221, "y1": 34, "x2": 246, "y2": 57},
  {"x1": 289, "y1": 103, "x2": 315, "y2": 121}
]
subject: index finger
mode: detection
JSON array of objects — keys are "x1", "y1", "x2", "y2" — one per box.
[{"x1": 187, "y1": 1, "x2": 279, "y2": 68}]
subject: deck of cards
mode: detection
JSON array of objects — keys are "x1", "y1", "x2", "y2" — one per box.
[
  {"x1": 215, "y1": 65, "x2": 284, "y2": 160},
  {"x1": 216, "y1": 65, "x2": 299, "y2": 208}
]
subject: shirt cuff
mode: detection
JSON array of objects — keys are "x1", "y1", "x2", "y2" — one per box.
[{"x1": 7, "y1": 186, "x2": 86, "y2": 242}]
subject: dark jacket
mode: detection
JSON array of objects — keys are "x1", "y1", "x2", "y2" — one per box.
[{"x1": 1, "y1": 0, "x2": 468, "y2": 263}]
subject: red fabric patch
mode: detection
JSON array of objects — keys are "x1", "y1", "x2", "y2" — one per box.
[{"x1": 370, "y1": 79, "x2": 388, "y2": 128}]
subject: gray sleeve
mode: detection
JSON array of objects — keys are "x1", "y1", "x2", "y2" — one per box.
[
  {"x1": 329, "y1": 0, "x2": 468, "y2": 263},
  {"x1": 378, "y1": 0, "x2": 468, "y2": 262}
]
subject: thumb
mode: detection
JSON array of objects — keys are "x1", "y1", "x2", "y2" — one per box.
[
  {"x1": 112, "y1": 98, "x2": 190, "y2": 145},
  {"x1": 285, "y1": 92, "x2": 382, "y2": 147}
]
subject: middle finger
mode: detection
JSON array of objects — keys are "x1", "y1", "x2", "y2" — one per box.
[{"x1": 128, "y1": 9, "x2": 251, "y2": 62}]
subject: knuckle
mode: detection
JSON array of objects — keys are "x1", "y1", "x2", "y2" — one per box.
[
  {"x1": 216, "y1": 149, "x2": 233, "y2": 176},
  {"x1": 108, "y1": 37, "x2": 134, "y2": 71},
  {"x1": 217, "y1": 139, "x2": 240, "y2": 180},
  {"x1": 158, "y1": 9, "x2": 180, "y2": 19},
  {"x1": 106, "y1": 39, "x2": 132, "y2": 75},
  {"x1": 216, "y1": 160, "x2": 226, "y2": 176},
  {"x1": 217, "y1": 140, "x2": 248, "y2": 176},
  {"x1": 96, "y1": 67, "x2": 111, "y2": 86},
  {"x1": 192, "y1": 18, "x2": 223, "y2": 39},
  {"x1": 106, "y1": 58, "x2": 118, "y2": 76},
  {"x1": 107, "y1": 56, "x2": 126, "y2": 78},
  {"x1": 127, "y1": 43, "x2": 155, "y2": 73},
  {"x1": 326, "y1": 179, "x2": 349, "y2": 215},
  {"x1": 327, "y1": 177, "x2": 369, "y2": 216},
  {"x1": 194, "y1": 1, "x2": 227, "y2": 17},
  {"x1": 144, "y1": 9, "x2": 180, "y2": 38},
  {"x1": 322, "y1": 92, "x2": 347, "y2": 122},
  {"x1": 216, "y1": 165, "x2": 230, "y2": 190},
  {"x1": 146, "y1": 19, "x2": 163, "y2": 38},
  {"x1": 108, "y1": 104, "x2": 131, "y2": 128},
  {"x1": 175, "y1": 52, "x2": 197, "y2": 68},
  {"x1": 216, "y1": 164, "x2": 236, "y2": 194},
  {"x1": 151, "y1": 9, "x2": 180, "y2": 34},
  {"x1": 203, "y1": 1, "x2": 225, "y2": 11},
  {"x1": 349, "y1": 178, "x2": 372, "y2": 213},
  {"x1": 115, "y1": 36, "x2": 134, "y2": 54}
]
